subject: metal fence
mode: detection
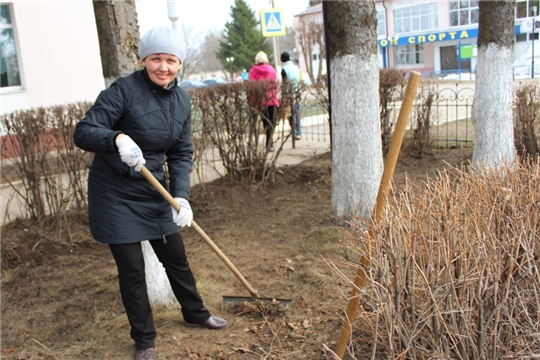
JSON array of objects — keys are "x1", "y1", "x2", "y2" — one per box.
[
  {"x1": 295, "y1": 83, "x2": 476, "y2": 148},
  {"x1": 415, "y1": 66, "x2": 540, "y2": 81},
  {"x1": 297, "y1": 104, "x2": 331, "y2": 142},
  {"x1": 415, "y1": 83, "x2": 475, "y2": 148}
]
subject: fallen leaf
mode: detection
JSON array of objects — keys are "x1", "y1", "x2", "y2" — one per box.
[{"x1": 287, "y1": 322, "x2": 298, "y2": 330}]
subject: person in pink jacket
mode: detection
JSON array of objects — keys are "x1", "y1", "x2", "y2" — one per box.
[{"x1": 248, "y1": 51, "x2": 280, "y2": 151}]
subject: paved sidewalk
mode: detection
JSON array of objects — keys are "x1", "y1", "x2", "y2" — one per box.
[
  {"x1": 190, "y1": 134, "x2": 331, "y2": 186},
  {"x1": 276, "y1": 137, "x2": 331, "y2": 167}
]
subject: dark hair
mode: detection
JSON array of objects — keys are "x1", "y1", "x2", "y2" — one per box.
[{"x1": 280, "y1": 51, "x2": 290, "y2": 62}]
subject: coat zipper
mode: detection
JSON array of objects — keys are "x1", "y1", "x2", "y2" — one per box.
[{"x1": 165, "y1": 96, "x2": 175, "y2": 146}]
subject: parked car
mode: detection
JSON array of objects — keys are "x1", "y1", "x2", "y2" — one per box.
[
  {"x1": 179, "y1": 79, "x2": 208, "y2": 91},
  {"x1": 202, "y1": 77, "x2": 228, "y2": 86}
]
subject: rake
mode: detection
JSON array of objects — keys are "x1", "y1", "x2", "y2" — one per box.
[{"x1": 140, "y1": 165, "x2": 292, "y2": 309}]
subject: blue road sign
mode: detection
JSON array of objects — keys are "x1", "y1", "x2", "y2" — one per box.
[{"x1": 260, "y1": 9, "x2": 286, "y2": 37}]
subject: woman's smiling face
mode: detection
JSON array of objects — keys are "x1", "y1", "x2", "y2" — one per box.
[{"x1": 142, "y1": 53, "x2": 181, "y2": 88}]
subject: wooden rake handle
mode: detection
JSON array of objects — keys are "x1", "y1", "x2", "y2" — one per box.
[{"x1": 140, "y1": 165, "x2": 259, "y2": 298}]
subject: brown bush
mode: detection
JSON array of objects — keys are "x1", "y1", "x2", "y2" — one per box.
[
  {"x1": 328, "y1": 160, "x2": 540, "y2": 359},
  {"x1": 379, "y1": 68, "x2": 405, "y2": 156},
  {"x1": 403, "y1": 81, "x2": 437, "y2": 157},
  {"x1": 514, "y1": 83, "x2": 540, "y2": 160},
  {"x1": 1, "y1": 102, "x2": 92, "y2": 228},
  {"x1": 0, "y1": 81, "x2": 306, "y2": 226},
  {"x1": 189, "y1": 80, "x2": 294, "y2": 183}
]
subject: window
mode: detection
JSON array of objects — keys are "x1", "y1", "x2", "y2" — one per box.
[
  {"x1": 394, "y1": 4, "x2": 438, "y2": 34},
  {"x1": 396, "y1": 44, "x2": 424, "y2": 65},
  {"x1": 1, "y1": 4, "x2": 21, "y2": 88},
  {"x1": 516, "y1": 32, "x2": 539, "y2": 42},
  {"x1": 377, "y1": 11, "x2": 385, "y2": 36},
  {"x1": 517, "y1": 33, "x2": 528, "y2": 42},
  {"x1": 449, "y1": 0, "x2": 479, "y2": 27},
  {"x1": 516, "y1": 0, "x2": 540, "y2": 18},
  {"x1": 516, "y1": 0, "x2": 540, "y2": 42}
]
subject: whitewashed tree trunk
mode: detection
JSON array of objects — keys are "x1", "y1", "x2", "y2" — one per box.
[
  {"x1": 93, "y1": 0, "x2": 174, "y2": 307},
  {"x1": 327, "y1": 1, "x2": 382, "y2": 222},
  {"x1": 142, "y1": 241, "x2": 177, "y2": 307},
  {"x1": 471, "y1": 1, "x2": 516, "y2": 168}
]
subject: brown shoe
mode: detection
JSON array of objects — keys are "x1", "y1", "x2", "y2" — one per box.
[
  {"x1": 186, "y1": 315, "x2": 228, "y2": 330},
  {"x1": 203, "y1": 315, "x2": 228, "y2": 330},
  {"x1": 136, "y1": 348, "x2": 156, "y2": 360}
]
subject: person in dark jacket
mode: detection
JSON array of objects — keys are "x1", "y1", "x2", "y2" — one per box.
[{"x1": 73, "y1": 26, "x2": 227, "y2": 360}]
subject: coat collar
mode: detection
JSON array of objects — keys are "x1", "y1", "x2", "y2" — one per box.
[{"x1": 142, "y1": 69, "x2": 178, "y2": 95}]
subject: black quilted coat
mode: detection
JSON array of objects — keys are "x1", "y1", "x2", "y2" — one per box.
[{"x1": 73, "y1": 69, "x2": 192, "y2": 244}]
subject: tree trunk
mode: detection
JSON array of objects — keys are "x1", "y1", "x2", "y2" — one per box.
[
  {"x1": 92, "y1": 0, "x2": 141, "y2": 88},
  {"x1": 327, "y1": 0, "x2": 382, "y2": 222},
  {"x1": 472, "y1": 1, "x2": 516, "y2": 167}
]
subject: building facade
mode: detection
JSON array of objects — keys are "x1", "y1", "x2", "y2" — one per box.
[
  {"x1": 0, "y1": 1, "x2": 104, "y2": 116},
  {"x1": 294, "y1": 0, "x2": 540, "y2": 78},
  {"x1": 293, "y1": 4, "x2": 325, "y2": 80}
]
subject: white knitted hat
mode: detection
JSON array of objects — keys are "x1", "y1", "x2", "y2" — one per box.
[{"x1": 139, "y1": 26, "x2": 183, "y2": 61}]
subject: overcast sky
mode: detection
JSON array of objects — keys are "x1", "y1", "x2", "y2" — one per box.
[{"x1": 136, "y1": 0, "x2": 311, "y2": 36}]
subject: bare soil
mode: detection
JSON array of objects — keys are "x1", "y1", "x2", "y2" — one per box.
[{"x1": 1, "y1": 147, "x2": 473, "y2": 360}]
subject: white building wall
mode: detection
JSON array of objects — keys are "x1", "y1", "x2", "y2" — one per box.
[
  {"x1": 437, "y1": 1, "x2": 451, "y2": 30},
  {"x1": 1, "y1": 1, "x2": 104, "y2": 115}
]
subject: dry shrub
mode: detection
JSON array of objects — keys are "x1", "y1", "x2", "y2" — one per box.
[
  {"x1": 1, "y1": 102, "x2": 92, "y2": 228},
  {"x1": 403, "y1": 81, "x2": 437, "y2": 158},
  {"x1": 189, "y1": 81, "x2": 294, "y2": 183},
  {"x1": 329, "y1": 160, "x2": 540, "y2": 359},
  {"x1": 280, "y1": 75, "x2": 306, "y2": 135},
  {"x1": 311, "y1": 74, "x2": 329, "y2": 111},
  {"x1": 309, "y1": 75, "x2": 332, "y2": 145},
  {"x1": 380, "y1": 69, "x2": 405, "y2": 156},
  {"x1": 0, "y1": 80, "x2": 301, "y2": 232},
  {"x1": 514, "y1": 83, "x2": 540, "y2": 161}
]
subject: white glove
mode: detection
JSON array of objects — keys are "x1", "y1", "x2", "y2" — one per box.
[
  {"x1": 171, "y1": 197, "x2": 193, "y2": 227},
  {"x1": 116, "y1": 135, "x2": 146, "y2": 171}
]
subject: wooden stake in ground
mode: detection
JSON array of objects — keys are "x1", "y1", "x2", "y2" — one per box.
[{"x1": 335, "y1": 71, "x2": 421, "y2": 359}]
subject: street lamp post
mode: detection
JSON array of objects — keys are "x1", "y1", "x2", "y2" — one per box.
[
  {"x1": 533, "y1": 6, "x2": 538, "y2": 78},
  {"x1": 226, "y1": 57, "x2": 234, "y2": 81},
  {"x1": 167, "y1": 0, "x2": 180, "y2": 30},
  {"x1": 269, "y1": 0, "x2": 280, "y2": 73},
  {"x1": 167, "y1": 0, "x2": 181, "y2": 80}
]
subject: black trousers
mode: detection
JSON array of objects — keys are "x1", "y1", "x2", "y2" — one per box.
[
  {"x1": 109, "y1": 232, "x2": 211, "y2": 350},
  {"x1": 262, "y1": 105, "x2": 277, "y2": 149}
]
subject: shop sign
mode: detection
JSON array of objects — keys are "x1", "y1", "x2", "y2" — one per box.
[
  {"x1": 460, "y1": 44, "x2": 477, "y2": 59},
  {"x1": 379, "y1": 28, "x2": 478, "y2": 47}
]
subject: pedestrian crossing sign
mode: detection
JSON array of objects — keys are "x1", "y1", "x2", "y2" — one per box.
[{"x1": 260, "y1": 9, "x2": 286, "y2": 37}]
